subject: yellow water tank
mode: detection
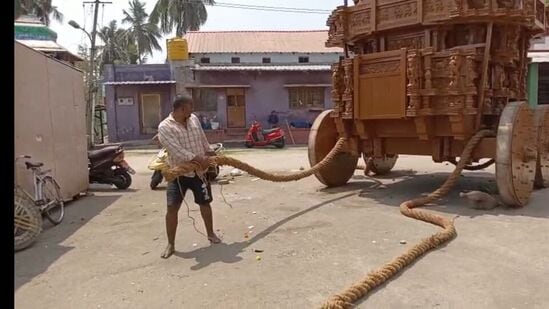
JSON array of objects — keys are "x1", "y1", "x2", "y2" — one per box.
[{"x1": 167, "y1": 37, "x2": 189, "y2": 61}]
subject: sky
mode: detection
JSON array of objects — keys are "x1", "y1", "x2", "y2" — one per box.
[{"x1": 49, "y1": 0, "x2": 343, "y2": 63}]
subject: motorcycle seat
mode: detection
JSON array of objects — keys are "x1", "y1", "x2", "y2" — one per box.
[
  {"x1": 25, "y1": 161, "x2": 44, "y2": 169},
  {"x1": 262, "y1": 128, "x2": 278, "y2": 135},
  {"x1": 88, "y1": 146, "x2": 121, "y2": 161}
]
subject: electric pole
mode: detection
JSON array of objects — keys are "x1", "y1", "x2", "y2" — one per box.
[{"x1": 84, "y1": 0, "x2": 112, "y2": 148}]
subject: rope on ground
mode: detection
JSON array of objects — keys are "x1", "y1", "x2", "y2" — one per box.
[
  {"x1": 160, "y1": 129, "x2": 493, "y2": 308},
  {"x1": 320, "y1": 129, "x2": 494, "y2": 309},
  {"x1": 448, "y1": 158, "x2": 495, "y2": 171}
]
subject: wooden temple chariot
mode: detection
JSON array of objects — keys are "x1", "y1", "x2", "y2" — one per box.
[{"x1": 308, "y1": 0, "x2": 549, "y2": 206}]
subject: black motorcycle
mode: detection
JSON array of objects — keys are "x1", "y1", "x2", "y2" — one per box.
[
  {"x1": 88, "y1": 145, "x2": 136, "y2": 190},
  {"x1": 150, "y1": 143, "x2": 223, "y2": 190}
]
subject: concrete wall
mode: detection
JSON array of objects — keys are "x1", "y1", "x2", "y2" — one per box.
[
  {"x1": 14, "y1": 42, "x2": 88, "y2": 200},
  {"x1": 105, "y1": 84, "x2": 173, "y2": 142},
  {"x1": 190, "y1": 52, "x2": 342, "y2": 64},
  {"x1": 104, "y1": 67, "x2": 333, "y2": 142},
  {"x1": 195, "y1": 70, "x2": 332, "y2": 128}
]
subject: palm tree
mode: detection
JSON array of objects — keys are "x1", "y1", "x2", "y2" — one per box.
[
  {"x1": 14, "y1": 0, "x2": 64, "y2": 25},
  {"x1": 122, "y1": 0, "x2": 162, "y2": 64},
  {"x1": 97, "y1": 20, "x2": 130, "y2": 68},
  {"x1": 150, "y1": 0, "x2": 215, "y2": 37}
]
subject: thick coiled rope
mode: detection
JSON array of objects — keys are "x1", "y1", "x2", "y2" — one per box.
[
  {"x1": 321, "y1": 129, "x2": 493, "y2": 309},
  {"x1": 160, "y1": 130, "x2": 493, "y2": 308},
  {"x1": 161, "y1": 138, "x2": 348, "y2": 183}
]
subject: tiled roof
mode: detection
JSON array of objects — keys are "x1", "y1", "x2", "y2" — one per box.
[
  {"x1": 193, "y1": 64, "x2": 332, "y2": 71},
  {"x1": 183, "y1": 30, "x2": 342, "y2": 53},
  {"x1": 104, "y1": 80, "x2": 176, "y2": 85}
]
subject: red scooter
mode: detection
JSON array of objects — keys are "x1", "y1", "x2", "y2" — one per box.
[{"x1": 245, "y1": 121, "x2": 285, "y2": 148}]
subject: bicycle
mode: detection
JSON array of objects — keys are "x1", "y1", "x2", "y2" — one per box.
[{"x1": 14, "y1": 155, "x2": 64, "y2": 251}]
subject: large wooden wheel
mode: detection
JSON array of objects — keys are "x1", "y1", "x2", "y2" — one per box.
[
  {"x1": 308, "y1": 110, "x2": 358, "y2": 187},
  {"x1": 496, "y1": 102, "x2": 538, "y2": 207},
  {"x1": 534, "y1": 105, "x2": 549, "y2": 188}
]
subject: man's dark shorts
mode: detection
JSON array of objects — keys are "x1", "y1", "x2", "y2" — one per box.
[{"x1": 167, "y1": 175, "x2": 213, "y2": 206}]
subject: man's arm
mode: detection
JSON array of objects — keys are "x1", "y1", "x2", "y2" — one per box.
[{"x1": 157, "y1": 125, "x2": 196, "y2": 163}]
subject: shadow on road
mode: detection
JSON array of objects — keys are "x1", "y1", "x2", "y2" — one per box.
[
  {"x1": 319, "y1": 170, "x2": 549, "y2": 306},
  {"x1": 174, "y1": 192, "x2": 358, "y2": 270},
  {"x1": 14, "y1": 193, "x2": 122, "y2": 290},
  {"x1": 318, "y1": 170, "x2": 549, "y2": 219}
]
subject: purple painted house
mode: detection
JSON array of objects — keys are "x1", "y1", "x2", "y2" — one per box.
[{"x1": 103, "y1": 30, "x2": 343, "y2": 143}]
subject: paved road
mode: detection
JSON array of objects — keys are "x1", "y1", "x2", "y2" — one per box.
[{"x1": 15, "y1": 148, "x2": 549, "y2": 308}]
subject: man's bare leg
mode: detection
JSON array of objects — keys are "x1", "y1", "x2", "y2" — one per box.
[
  {"x1": 161, "y1": 204, "x2": 180, "y2": 258},
  {"x1": 199, "y1": 204, "x2": 221, "y2": 243}
]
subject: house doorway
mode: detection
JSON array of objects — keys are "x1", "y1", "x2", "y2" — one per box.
[
  {"x1": 140, "y1": 93, "x2": 161, "y2": 134},
  {"x1": 226, "y1": 88, "x2": 246, "y2": 128}
]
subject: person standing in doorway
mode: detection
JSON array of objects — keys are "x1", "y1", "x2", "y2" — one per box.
[{"x1": 157, "y1": 94, "x2": 221, "y2": 259}]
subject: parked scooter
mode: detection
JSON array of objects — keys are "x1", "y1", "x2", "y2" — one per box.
[
  {"x1": 245, "y1": 121, "x2": 285, "y2": 148},
  {"x1": 149, "y1": 143, "x2": 224, "y2": 190},
  {"x1": 88, "y1": 144, "x2": 136, "y2": 190}
]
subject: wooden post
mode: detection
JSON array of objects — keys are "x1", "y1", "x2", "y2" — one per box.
[
  {"x1": 475, "y1": 22, "x2": 494, "y2": 130},
  {"x1": 285, "y1": 119, "x2": 296, "y2": 145}
]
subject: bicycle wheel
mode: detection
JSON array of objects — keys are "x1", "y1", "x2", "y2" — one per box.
[
  {"x1": 42, "y1": 176, "x2": 65, "y2": 225},
  {"x1": 15, "y1": 188, "x2": 42, "y2": 251}
]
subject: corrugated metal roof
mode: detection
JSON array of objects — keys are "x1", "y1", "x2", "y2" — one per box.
[
  {"x1": 104, "y1": 80, "x2": 176, "y2": 85},
  {"x1": 193, "y1": 65, "x2": 332, "y2": 71},
  {"x1": 186, "y1": 84, "x2": 251, "y2": 88},
  {"x1": 16, "y1": 39, "x2": 84, "y2": 61},
  {"x1": 17, "y1": 39, "x2": 66, "y2": 51},
  {"x1": 183, "y1": 30, "x2": 342, "y2": 53},
  {"x1": 283, "y1": 84, "x2": 332, "y2": 87},
  {"x1": 528, "y1": 52, "x2": 549, "y2": 63}
]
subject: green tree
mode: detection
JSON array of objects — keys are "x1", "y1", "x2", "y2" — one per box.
[
  {"x1": 14, "y1": 0, "x2": 63, "y2": 25},
  {"x1": 97, "y1": 20, "x2": 131, "y2": 68},
  {"x1": 150, "y1": 0, "x2": 215, "y2": 37},
  {"x1": 122, "y1": 0, "x2": 162, "y2": 64}
]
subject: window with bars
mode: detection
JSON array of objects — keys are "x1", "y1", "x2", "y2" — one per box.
[
  {"x1": 288, "y1": 88, "x2": 325, "y2": 109},
  {"x1": 191, "y1": 89, "x2": 218, "y2": 111}
]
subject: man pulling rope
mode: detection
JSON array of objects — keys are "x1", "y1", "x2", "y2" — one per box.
[
  {"x1": 157, "y1": 95, "x2": 221, "y2": 259},
  {"x1": 160, "y1": 114, "x2": 493, "y2": 307}
]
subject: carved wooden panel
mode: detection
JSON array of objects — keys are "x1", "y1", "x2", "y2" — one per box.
[
  {"x1": 348, "y1": 7, "x2": 372, "y2": 38},
  {"x1": 355, "y1": 50, "x2": 407, "y2": 119},
  {"x1": 331, "y1": 63, "x2": 345, "y2": 117},
  {"x1": 524, "y1": 0, "x2": 536, "y2": 15},
  {"x1": 536, "y1": 0, "x2": 546, "y2": 25},
  {"x1": 326, "y1": 7, "x2": 346, "y2": 47},
  {"x1": 377, "y1": 0, "x2": 418, "y2": 31},
  {"x1": 342, "y1": 59, "x2": 355, "y2": 119},
  {"x1": 424, "y1": 0, "x2": 455, "y2": 22},
  {"x1": 386, "y1": 32, "x2": 424, "y2": 51},
  {"x1": 326, "y1": 0, "x2": 545, "y2": 48}
]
